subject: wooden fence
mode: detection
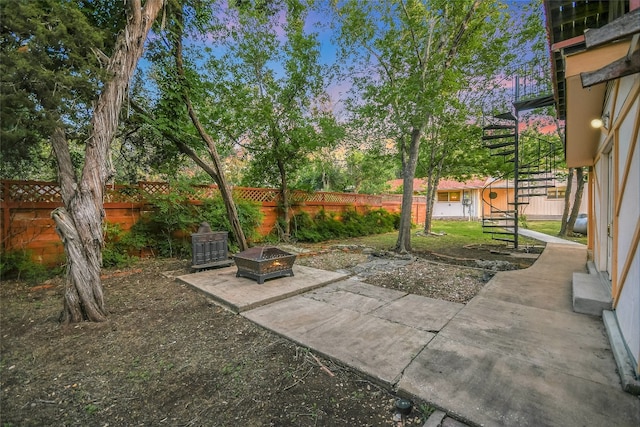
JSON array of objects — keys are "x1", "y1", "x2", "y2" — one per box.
[{"x1": 0, "y1": 180, "x2": 426, "y2": 264}]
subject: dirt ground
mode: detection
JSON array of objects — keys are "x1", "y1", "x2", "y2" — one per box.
[{"x1": 0, "y1": 243, "x2": 541, "y2": 426}]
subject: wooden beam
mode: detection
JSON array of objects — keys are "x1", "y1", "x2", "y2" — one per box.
[
  {"x1": 584, "y1": 8, "x2": 640, "y2": 48},
  {"x1": 551, "y1": 35, "x2": 585, "y2": 52},
  {"x1": 580, "y1": 49, "x2": 640, "y2": 87}
]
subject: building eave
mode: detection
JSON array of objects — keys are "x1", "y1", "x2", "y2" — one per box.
[{"x1": 563, "y1": 33, "x2": 635, "y2": 167}]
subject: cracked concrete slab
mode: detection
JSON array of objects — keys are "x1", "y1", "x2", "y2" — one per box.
[
  {"x1": 372, "y1": 294, "x2": 463, "y2": 332},
  {"x1": 397, "y1": 336, "x2": 640, "y2": 427},
  {"x1": 243, "y1": 294, "x2": 435, "y2": 385},
  {"x1": 437, "y1": 295, "x2": 620, "y2": 386}
]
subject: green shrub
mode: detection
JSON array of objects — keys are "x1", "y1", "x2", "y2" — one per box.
[
  {"x1": 291, "y1": 207, "x2": 399, "y2": 242},
  {"x1": 0, "y1": 249, "x2": 55, "y2": 284},
  {"x1": 102, "y1": 223, "x2": 136, "y2": 268},
  {"x1": 199, "y1": 198, "x2": 262, "y2": 251},
  {"x1": 125, "y1": 182, "x2": 263, "y2": 257}
]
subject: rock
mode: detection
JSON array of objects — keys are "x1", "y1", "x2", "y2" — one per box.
[{"x1": 475, "y1": 260, "x2": 516, "y2": 271}]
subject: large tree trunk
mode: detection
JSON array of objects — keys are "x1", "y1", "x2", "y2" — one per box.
[
  {"x1": 393, "y1": 1, "x2": 478, "y2": 253},
  {"x1": 423, "y1": 143, "x2": 444, "y2": 234},
  {"x1": 423, "y1": 167, "x2": 441, "y2": 234},
  {"x1": 567, "y1": 167, "x2": 585, "y2": 233},
  {"x1": 558, "y1": 168, "x2": 574, "y2": 237},
  {"x1": 395, "y1": 127, "x2": 423, "y2": 253},
  {"x1": 174, "y1": 17, "x2": 248, "y2": 252},
  {"x1": 183, "y1": 98, "x2": 249, "y2": 252},
  {"x1": 51, "y1": 0, "x2": 163, "y2": 323},
  {"x1": 277, "y1": 158, "x2": 291, "y2": 241},
  {"x1": 52, "y1": 128, "x2": 106, "y2": 322}
]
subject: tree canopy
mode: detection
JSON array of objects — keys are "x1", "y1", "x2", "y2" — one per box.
[
  {"x1": 3, "y1": 0, "x2": 559, "y2": 245},
  {"x1": 330, "y1": 0, "x2": 512, "y2": 251},
  {"x1": 0, "y1": 0, "x2": 116, "y2": 178}
]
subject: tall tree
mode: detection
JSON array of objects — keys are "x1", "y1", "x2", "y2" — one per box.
[
  {"x1": 332, "y1": 0, "x2": 510, "y2": 252},
  {"x1": 50, "y1": 0, "x2": 162, "y2": 322},
  {"x1": 227, "y1": 0, "x2": 343, "y2": 239},
  {"x1": 165, "y1": 1, "x2": 248, "y2": 251}
]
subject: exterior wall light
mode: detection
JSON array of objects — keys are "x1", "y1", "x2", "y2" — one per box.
[{"x1": 591, "y1": 112, "x2": 610, "y2": 129}]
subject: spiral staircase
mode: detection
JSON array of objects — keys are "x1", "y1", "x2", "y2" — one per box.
[
  {"x1": 481, "y1": 113, "x2": 557, "y2": 248},
  {"x1": 480, "y1": 68, "x2": 559, "y2": 248}
]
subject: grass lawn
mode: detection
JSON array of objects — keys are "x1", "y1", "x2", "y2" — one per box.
[
  {"x1": 347, "y1": 219, "x2": 588, "y2": 250},
  {"x1": 349, "y1": 220, "x2": 544, "y2": 251},
  {"x1": 525, "y1": 220, "x2": 588, "y2": 245}
]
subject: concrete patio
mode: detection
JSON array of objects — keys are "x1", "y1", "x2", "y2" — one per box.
[{"x1": 177, "y1": 243, "x2": 640, "y2": 426}]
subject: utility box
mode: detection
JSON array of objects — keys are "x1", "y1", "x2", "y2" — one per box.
[{"x1": 191, "y1": 222, "x2": 233, "y2": 271}]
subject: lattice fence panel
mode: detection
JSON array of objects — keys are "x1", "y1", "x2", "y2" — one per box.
[
  {"x1": 139, "y1": 181, "x2": 170, "y2": 196},
  {"x1": 105, "y1": 185, "x2": 144, "y2": 203},
  {"x1": 289, "y1": 190, "x2": 313, "y2": 203},
  {"x1": 2, "y1": 181, "x2": 62, "y2": 203},
  {"x1": 235, "y1": 188, "x2": 280, "y2": 202},
  {"x1": 189, "y1": 185, "x2": 219, "y2": 200},
  {"x1": 1, "y1": 180, "x2": 386, "y2": 207},
  {"x1": 382, "y1": 194, "x2": 404, "y2": 203},
  {"x1": 356, "y1": 194, "x2": 383, "y2": 205}
]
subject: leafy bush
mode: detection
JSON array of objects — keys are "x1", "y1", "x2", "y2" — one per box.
[
  {"x1": 125, "y1": 183, "x2": 263, "y2": 257},
  {"x1": 291, "y1": 207, "x2": 399, "y2": 242},
  {"x1": 102, "y1": 223, "x2": 136, "y2": 268},
  {"x1": 0, "y1": 249, "x2": 57, "y2": 284}
]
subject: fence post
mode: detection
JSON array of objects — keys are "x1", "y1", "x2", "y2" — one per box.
[{"x1": 2, "y1": 181, "x2": 11, "y2": 251}]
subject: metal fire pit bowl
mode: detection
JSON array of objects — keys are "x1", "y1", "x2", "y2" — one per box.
[{"x1": 233, "y1": 246, "x2": 296, "y2": 284}]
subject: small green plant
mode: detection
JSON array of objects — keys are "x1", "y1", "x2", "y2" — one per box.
[
  {"x1": 84, "y1": 404, "x2": 99, "y2": 414},
  {"x1": 0, "y1": 249, "x2": 54, "y2": 284},
  {"x1": 351, "y1": 390, "x2": 365, "y2": 399},
  {"x1": 417, "y1": 403, "x2": 436, "y2": 421},
  {"x1": 102, "y1": 223, "x2": 137, "y2": 268}
]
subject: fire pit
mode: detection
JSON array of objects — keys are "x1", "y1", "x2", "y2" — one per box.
[{"x1": 233, "y1": 246, "x2": 296, "y2": 284}]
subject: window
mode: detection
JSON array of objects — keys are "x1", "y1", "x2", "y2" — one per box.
[
  {"x1": 547, "y1": 188, "x2": 566, "y2": 199},
  {"x1": 437, "y1": 191, "x2": 461, "y2": 202}
]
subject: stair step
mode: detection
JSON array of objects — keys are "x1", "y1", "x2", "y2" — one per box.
[
  {"x1": 518, "y1": 194, "x2": 547, "y2": 199},
  {"x1": 483, "y1": 124, "x2": 516, "y2": 130},
  {"x1": 519, "y1": 168, "x2": 551, "y2": 174},
  {"x1": 482, "y1": 224, "x2": 513, "y2": 234},
  {"x1": 487, "y1": 231, "x2": 516, "y2": 236},
  {"x1": 518, "y1": 177, "x2": 553, "y2": 182},
  {"x1": 482, "y1": 133, "x2": 516, "y2": 141},
  {"x1": 494, "y1": 112, "x2": 516, "y2": 121},
  {"x1": 519, "y1": 184, "x2": 553, "y2": 190},
  {"x1": 490, "y1": 150, "x2": 515, "y2": 157},
  {"x1": 492, "y1": 237, "x2": 516, "y2": 243},
  {"x1": 485, "y1": 141, "x2": 515, "y2": 149},
  {"x1": 572, "y1": 272, "x2": 612, "y2": 316},
  {"x1": 508, "y1": 201, "x2": 530, "y2": 205}
]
